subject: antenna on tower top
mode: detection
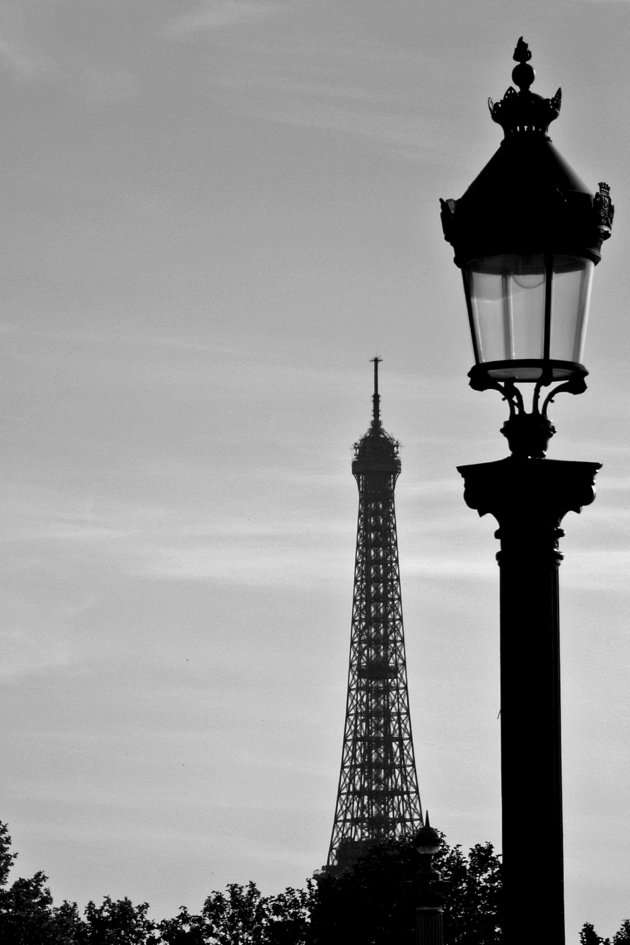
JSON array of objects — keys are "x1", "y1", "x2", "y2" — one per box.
[{"x1": 371, "y1": 356, "x2": 382, "y2": 428}]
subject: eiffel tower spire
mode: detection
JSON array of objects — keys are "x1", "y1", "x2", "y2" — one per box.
[
  {"x1": 371, "y1": 355, "x2": 382, "y2": 429},
  {"x1": 327, "y1": 360, "x2": 423, "y2": 870}
]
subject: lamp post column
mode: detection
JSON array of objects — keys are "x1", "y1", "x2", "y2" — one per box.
[
  {"x1": 414, "y1": 814, "x2": 449, "y2": 945},
  {"x1": 457, "y1": 456, "x2": 600, "y2": 945}
]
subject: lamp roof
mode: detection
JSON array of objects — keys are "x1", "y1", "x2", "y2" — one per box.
[
  {"x1": 415, "y1": 812, "x2": 441, "y2": 855},
  {"x1": 440, "y1": 39, "x2": 613, "y2": 267}
]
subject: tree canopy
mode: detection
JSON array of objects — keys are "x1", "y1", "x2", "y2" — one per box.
[
  {"x1": 310, "y1": 835, "x2": 502, "y2": 945},
  {"x1": 580, "y1": 918, "x2": 630, "y2": 945},
  {"x1": 0, "y1": 820, "x2": 626, "y2": 944}
]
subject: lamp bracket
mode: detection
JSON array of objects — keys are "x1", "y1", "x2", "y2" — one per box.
[{"x1": 468, "y1": 368, "x2": 588, "y2": 458}]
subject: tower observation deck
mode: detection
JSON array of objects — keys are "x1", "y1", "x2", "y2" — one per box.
[{"x1": 327, "y1": 359, "x2": 423, "y2": 871}]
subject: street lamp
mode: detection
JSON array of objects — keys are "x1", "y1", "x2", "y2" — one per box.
[
  {"x1": 440, "y1": 39, "x2": 613, "y2": 945},
  {"x1": 414, "y1": 813, "x2": 449, "y2": 945}
]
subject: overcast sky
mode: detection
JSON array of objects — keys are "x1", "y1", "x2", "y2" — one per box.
[{"x1": 1, "y1": 0, "x2": 630, "y2": 939}]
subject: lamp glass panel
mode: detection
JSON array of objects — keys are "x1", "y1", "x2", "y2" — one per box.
[
  {"x1": 550, "y1": 257, "x2": 593, "y2": 363},
  {"x1": 467, "y1": 254, "x2": 547, "y2": 363}
]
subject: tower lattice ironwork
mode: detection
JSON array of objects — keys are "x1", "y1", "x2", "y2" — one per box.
[{"x1": 327, "y1": 358, "x2": 423, "y2": 870}]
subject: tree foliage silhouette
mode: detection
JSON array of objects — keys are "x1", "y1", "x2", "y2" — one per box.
[
  {"x1": 0, "y1": 820, "x2": 627, "y2": 944},
  {"x1": 310, "y1": 835, "x2": 502, "y2": 945}
]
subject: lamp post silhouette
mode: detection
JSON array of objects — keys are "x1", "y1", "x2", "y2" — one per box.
[
  {"x1": 415, "y1": 814, "x2": 449, "y2": 945},
  {"x1": 440, "y1": 39, "x2": 613, "y2": 944}
]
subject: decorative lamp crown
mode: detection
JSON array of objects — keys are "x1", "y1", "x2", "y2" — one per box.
[
  {"x1": 415, "y1": 812, "x2": 441, "y2": 857},
  {"x1": 415, "y1": 812, "x2": 442, "y2": 883},
  {"x1": 489, "y1": 37, "x2": 561, "y2": 137}
]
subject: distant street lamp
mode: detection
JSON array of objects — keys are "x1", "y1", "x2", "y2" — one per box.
[
  {"x1": 414, "y1": 813, "x2": 449, "y2": 945},
  {"x1": 440, "y1": 39, "x2": 613, "y2": 945}
]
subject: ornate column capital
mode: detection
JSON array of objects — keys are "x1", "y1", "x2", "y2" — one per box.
[{"x1": 457, "y1": 457, "x2": 601, "y2": 543}]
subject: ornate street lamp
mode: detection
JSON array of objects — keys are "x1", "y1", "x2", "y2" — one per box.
[
  {"x1": 414, "y1": 813, "x2": 449, "y2": 945},
  {"x1": 440, "y1": 39, "x2": 613, "y2": 945}
]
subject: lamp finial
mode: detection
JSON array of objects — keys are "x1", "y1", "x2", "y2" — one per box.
[
  {"x1": 512, "y1": 37, "x2": 534, "y2": 92},
  {"x1": 488, "y1": 39, "x2": 561, "y2": 137}
]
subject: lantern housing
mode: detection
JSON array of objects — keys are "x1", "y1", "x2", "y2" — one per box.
[{"x1": 440, "y1": 38, "x2": 613, "y2": 398}]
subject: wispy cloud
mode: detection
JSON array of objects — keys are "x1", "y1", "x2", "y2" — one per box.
[
  {"x1": 156, "y1": 2, "x2": 451, "y2": 157},
  {"x1": 404, "y1": 553, "x2": 495, "y2": 582},
  {"x1": 72, "y1": 65, "x2": 139, "y2": 102},
  {"x1": 0, "y1": 35, "x2": 47, "y2": 76},
  {"x1": 196, "y1": 36, "x2": 447, "y2": 156},
  {"x1": 161, "y1": 0, "x2": 289, "y2": 37},
  {"x1": 0, "y1": 625, "x2": 78, "y2": 681},
  {"x1": 0, "y1": 2, "x2": 141, "y2": 96},
  {"x1": 0, "y1": 2, "x2": 53, "y2": 77},
  {"x1": 127, "y1": 538, "x2": 346, "y2": 585},
  {"x1": 1, "y1": 479, "x2": 351, "y2": 588},
  {"x1": 17, "y1": 479, "x2": 628, "y2": 594}
]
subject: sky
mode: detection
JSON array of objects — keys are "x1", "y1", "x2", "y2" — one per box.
[{"x1": 1, "y1": 0, "x2": 630, "y2": 939}]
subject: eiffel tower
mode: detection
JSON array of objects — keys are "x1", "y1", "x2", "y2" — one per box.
[{"x1": 327, "y1": 359, "x2": 423, "y2": 870}]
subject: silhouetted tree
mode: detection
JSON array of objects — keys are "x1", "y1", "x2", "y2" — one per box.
[
  {"x1": 310, "y1": 835, "x2": 502, "y2": 945},
  {"x1": 52, "y1": 900, "x2": 85, "y2": 944},
  {"x1": 158, "y1": 905, "x2": 206, "y2": 945},
  {"x1": 264, "y1": 885, "x2": 313, "y2": 945},
  {"x1": 440, "y1": 841, "x2": 502, "y2": 945},
  {"x1": 0, "y1": 870, "x2": 58, "y2": 943},
  {"x1": 83, "y1": 895, "x2": 157, "y2": 943},
  {"x1": 0, "y1": 822, "x2": 17, "y2": 886},
  {"x1": 158, "y1": 881, "x2": 314, "y2": 944},
  {"x1": 201, "y1": 881, "x2": 268, "y2": 943},
  {"x1": 2, "y1": 819, "x2": 627, "y2": 944},
  {"x1": 0, "y1": 821, "x2": 158, "y2": 944},
  {"x1": 580, "y1": 922, "x2": 610, "y2": 945},
  {"x1": 580, "y1": 920, "x2": 630, "y2": 945}
]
